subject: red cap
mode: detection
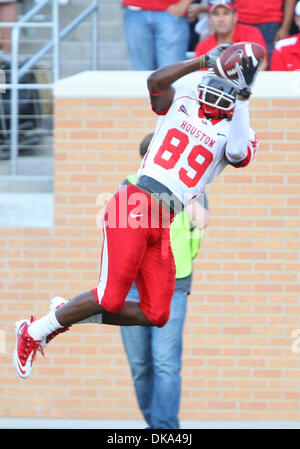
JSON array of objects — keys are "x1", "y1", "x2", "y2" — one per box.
[{"x1": 208, "y1": 0, "x2": 236, "y2": 13}]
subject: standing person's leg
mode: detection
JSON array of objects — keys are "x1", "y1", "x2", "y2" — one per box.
[
  {"x1": 121, "y1": 285, "x2": 154, "y2": 427},
  {"x1": 150, "y1": 289, "x2": 188, "y2": 429},
  {"x1": 154, "y1": 11, "x2": 190, "y2": 68},
  {"x1": 126, "y1": 217, "x2": 176, "y2": 428},
  {"x1": 123, "y1": 8, "x2": 157, "y2": 70},
  {"x1": 252, "y1": 22, "x2": 281, "y2": 67}
]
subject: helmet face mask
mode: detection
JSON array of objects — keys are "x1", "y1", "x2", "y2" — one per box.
[{"x1": 197, "y1": 73, "x2": 237, "y2": 116}]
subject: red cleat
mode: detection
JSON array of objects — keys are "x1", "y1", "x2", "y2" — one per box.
[{"x1": 13, "y1": 316, "x2": 44, "y2": 379}]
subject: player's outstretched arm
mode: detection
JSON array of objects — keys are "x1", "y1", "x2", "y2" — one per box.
[
  {"x1": 147, "y1": 57, "x2": 206, "y2": 113},
  {"x1": 147, "y1": 43, "x2": 232, "y2": 114},
  {"x1": 225, "y1": 98, "x2": 250, "y2": 165},
  {"x1": 226, "y1": 56, "x2": 261, "y2": 166}
]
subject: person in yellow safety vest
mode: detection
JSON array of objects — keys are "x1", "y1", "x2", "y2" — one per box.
[{"x1": 121, "y1": 133, "x2": 210, "y2": 429}]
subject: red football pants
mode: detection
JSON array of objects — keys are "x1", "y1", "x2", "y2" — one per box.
[{"x1": 93, "y1": 184, "x2": 176, "y2": 327}]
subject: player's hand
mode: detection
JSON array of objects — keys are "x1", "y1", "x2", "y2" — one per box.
[
  {"x1": 274, "y1": 25, "x2": 289, "y2": 42},
  {"x1": 168, "y1": 0, "x2": 192, "y2": 17},
  {"x1": 187, "y1": 4, "x2": 208, "y2": 22},
  {"x1": 235, "y1": 56, "x2": 262, "y2": 99},
  {"x1": 205, "y1": 42, "x2": 233, "y2": 68}
]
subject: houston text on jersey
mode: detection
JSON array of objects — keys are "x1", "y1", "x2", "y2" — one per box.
[{"x1": 180, "y1": 120, "x2": 216, "y2": 148}]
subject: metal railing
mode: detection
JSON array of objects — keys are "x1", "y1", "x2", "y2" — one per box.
[{"x1": 0, "y1": 0, "x2": 99, "y2": 176}]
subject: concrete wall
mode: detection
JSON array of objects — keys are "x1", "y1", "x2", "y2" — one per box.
[{"x1": 1, "y1": 70, "x2": 300, "y2": 422}]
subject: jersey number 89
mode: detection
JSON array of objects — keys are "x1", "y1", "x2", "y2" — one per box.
[{"x1": 153, "y1": 128, "x2": 213, "y2": 188}]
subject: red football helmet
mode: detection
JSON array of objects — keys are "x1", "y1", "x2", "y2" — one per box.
[{"x1": 197, "y1": 71, "x2": 237, "y2": 120}]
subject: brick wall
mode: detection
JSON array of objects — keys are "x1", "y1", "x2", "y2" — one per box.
[{"x1": 1, "y1": 71, "x2": 300, "y2": 422}]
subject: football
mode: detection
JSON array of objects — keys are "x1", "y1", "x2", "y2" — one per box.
[{"x1": 213, "y1": 42, "x2": 265, "y2": 81}]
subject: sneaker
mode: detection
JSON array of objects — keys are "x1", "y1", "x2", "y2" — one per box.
[
  {"x1": 41, "y1": 297, "x2": 71, "y2": 348},
  {"x1": 13, "y1": 316, "x2": 44, "y2": 379}
]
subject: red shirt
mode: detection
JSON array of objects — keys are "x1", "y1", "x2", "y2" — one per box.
[
  {"x1": 122, "y1": 0, "x2": 178, "y2": 10},
  {"x1": 194, "y1": 23, "x2": 268, "y2": 63},
  {"x1": 271, "y1": 34, "x2": 300, "y2": 71},
  {"x1": 235, "y1": 0, "x2": 283, "y2": 25}
]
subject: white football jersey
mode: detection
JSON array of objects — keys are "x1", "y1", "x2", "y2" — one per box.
[{"x1": 137, "y1": 85, "x2": 257, "y2": 207}]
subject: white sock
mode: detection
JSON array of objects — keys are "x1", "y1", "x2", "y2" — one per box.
[
  {"x1": 78, "y1": 314, "x2": 102, "y2": 325},
  {"x1": 28, "y1": 311, "x2": 64, "y2": 340}
]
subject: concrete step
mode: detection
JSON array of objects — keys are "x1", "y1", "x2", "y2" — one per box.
[
  {"x1": 0, "y1": 192, "x2": 53, "y2": 227},
  {"x1": 13, "y1": 0, "x2": 133, "y2": 93},
  {"x1": 17, "y1": 0, "x2": 131, "y2": 72},
  {"x1": 0, "y1": 154, "x2": 53, "y2": 178}
]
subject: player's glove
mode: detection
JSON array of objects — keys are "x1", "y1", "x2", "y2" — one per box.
[
  {"x1": 205, "y1": 42, "x2": 233, "y2": 68},
  {"x1": 235, "y1": 56, "x2": 262, "y2": 99}
]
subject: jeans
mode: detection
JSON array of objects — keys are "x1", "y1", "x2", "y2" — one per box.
[
  {"x1": 123, "y1": 8, "x2": 190, "y2": 70},
  {"x1": 240, "y1": 21, "x2": 281, "y2": 66},
  {"x1": 121, "y1": 284, "x2": 188, "y2": 429}
]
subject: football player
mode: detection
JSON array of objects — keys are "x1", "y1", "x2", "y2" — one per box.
[{"x1": 13, "y1": 44, "x2": 261, "y2": 379}]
